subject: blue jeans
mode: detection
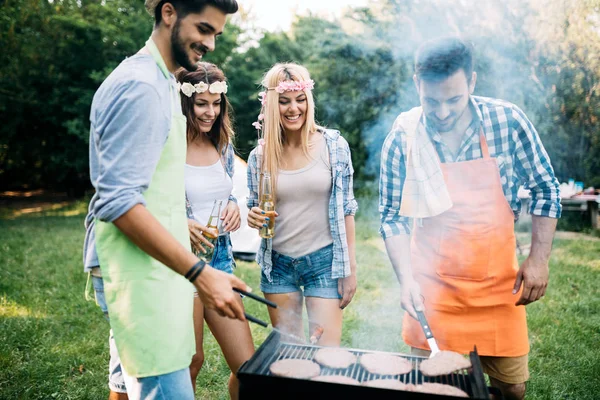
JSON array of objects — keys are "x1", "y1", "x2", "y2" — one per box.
[
  {"x1": 92, "y1": 276, "x2": 194, "y2": 399},
  {"x1": 260, "y1": 243, "x2": 341, "y2": 299},
  {"x1": 210, "y1": 234, "x2": 236, "y2": 274},
  {"x1": 92, "y1": 275, "x2": 127, "y2": 394}
]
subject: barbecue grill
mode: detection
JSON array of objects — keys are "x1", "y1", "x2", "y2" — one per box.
[{"x1": 238, "y1": 330, "x2": 491, "y2": 399}]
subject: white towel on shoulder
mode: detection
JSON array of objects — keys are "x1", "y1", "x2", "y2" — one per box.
[{"x1": 396, "y1": 107, "x2": 453, "y2": 218}]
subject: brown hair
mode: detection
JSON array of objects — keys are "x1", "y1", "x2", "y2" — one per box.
[{"x1": 176, "y1": 62, "x2": 234, "y2": 155}]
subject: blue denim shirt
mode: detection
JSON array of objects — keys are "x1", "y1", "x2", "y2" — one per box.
[
  {"x1": 83, "y1": 54, "x2": 178, "y2": 271},
  {"x1": 247, "y1": 129, "x2": 358, "y2": 281}
]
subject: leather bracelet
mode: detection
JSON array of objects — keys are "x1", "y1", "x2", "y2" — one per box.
[{"x1": 185, "y1": 260, "x2": 206, "y2": 283}]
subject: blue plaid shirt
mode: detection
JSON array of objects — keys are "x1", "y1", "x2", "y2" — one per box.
[
  {"x1": 247, "y1": 129, "x2": 358, "y2": 281},
  {"x1": 379, "y1": 96, "x2": 562, "y2": 239}
]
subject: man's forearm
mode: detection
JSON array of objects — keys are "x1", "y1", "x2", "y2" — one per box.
[
  {"x1": 113, "y1": 204, "x2": 198, "y2": 276},
  {"x1": 384, "y1": 234, "x2": 414, "y2": 283},
  {"x1": 529, "y1": 215, "x2": 558, "y2": 263}
]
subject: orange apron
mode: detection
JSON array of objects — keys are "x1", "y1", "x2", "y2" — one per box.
[{"x1": 402, "y1": 131, "x2": 529, "y2": 357}]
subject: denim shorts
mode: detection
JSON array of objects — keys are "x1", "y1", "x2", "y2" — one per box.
[
  {"x1": 210, "y1": 234, "x2": 236, "y2": 274},
  {"x1": 91, "y1": 275, "x2": 127, "y2": 394},
  {"x1": 260, "y1": 243, "x2": 341, "y2": 299}
]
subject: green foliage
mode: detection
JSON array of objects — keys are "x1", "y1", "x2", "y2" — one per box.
[{"x1": 1, "y1": 0, "x2": 599, "y2": 194}]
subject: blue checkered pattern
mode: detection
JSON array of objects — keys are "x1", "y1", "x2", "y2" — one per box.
[
  {"x1": 247, "y1": 129, "x2": 358, "y2": 281},
  {"x1": 379, "y1": 96, "x2": 562, "y2": 239}
]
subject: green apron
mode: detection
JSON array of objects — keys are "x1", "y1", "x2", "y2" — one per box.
[{"x1": 95, "y1": 38, "x2": 194, "y2": 378}]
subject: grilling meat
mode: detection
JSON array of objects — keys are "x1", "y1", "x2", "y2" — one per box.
[
  {"x1": 362, "y1": 379, "x2": 415, "y2": 391},
  {"x1": 359, "y1": 353, "x2": 413, "y2": 375},
  {"x1": 311, "y1": 375, "x2": 360, "y2": 385},
  {"x1": 413, "y1": 382, "x2": 469, "y2": 398},
  {"x1": 419, "y1": 351, "x2": 472, "y2": 376},
  {"x1": 313, "y1": 348, "x2": 357, "y2": 369},
  {"x1": 269, "y1": 359, "x2": 321, "y2": 379}
]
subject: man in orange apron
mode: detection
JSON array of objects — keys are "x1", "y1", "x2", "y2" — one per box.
[
  {"x1": 84, "y1": 1, "x2": 249, "y2": 399},
  {"x1": 379, "y1": 37, "x2": 561, "y2": 400}
]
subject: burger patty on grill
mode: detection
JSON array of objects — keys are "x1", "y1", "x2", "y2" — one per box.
[
  {"x1": 362, "y1": 379, "x2": 414, "y2": 390},
  {"x1": 359, "y1": 353, "x2": 413, "y2": 375},
  {"x1": 413, "y1": 382, "x2": 469, "y2": 397},
  {"x1": 313, "y1": 348, "x2": 357, "y2": 369},
  {"x1": 311, "y1": 375, "x2": 360, "y2": 385},
  {"x1": 419, "y1": 351, "x2": 472, "y2": 376},
  {"x1": 269, "y1": 359, "x2": 321, "y2": 379}
]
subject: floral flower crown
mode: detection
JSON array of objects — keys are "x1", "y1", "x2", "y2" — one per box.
[
  {"x1": 252, "y1": 79, "x2": 315, "y2": 132},
  {"x1": 178, "y1": 81, "x2": 228, "y2": 97}
]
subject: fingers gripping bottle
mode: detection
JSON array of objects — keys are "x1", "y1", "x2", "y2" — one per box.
[
  {"x1": 197, "y1": 200, "x2": 221, "y2": 262},
  {"x1": 259, "y1": 172, "x2": 275, "y2": 239}
]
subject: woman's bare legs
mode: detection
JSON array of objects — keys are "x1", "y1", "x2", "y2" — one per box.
[
  {"x1": 204, "y1": 294, "x2": 255, "y2": 400},
  {"x1": 264, "y1": 292, "x2": 304, "y2": 340},
  {"x1": 189, "y1": 296, "x2": 205, "y2": 392},
  {"x1": 305, "y1": 297, "x2": 343, "y2": 346}
]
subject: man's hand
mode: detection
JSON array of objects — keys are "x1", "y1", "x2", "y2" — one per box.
[
  {"x1": 193, "y1": 265, "x2": 249, "y2": 320},
  {"x1": 338, "y1": 273, "x2": 357, "y2": 309},
  {"x1": 220, "y1": 201, "x2": 241, "y2": 233},
  {"x1": 401, "y1": 278, "x2": 424, "y2": 320},
  {"x1": 513, "y1": 256, "x2": 549, "y2": 305}
]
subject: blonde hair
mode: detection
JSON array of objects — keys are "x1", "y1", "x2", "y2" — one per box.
[{"x1": 259, "y1": 63, "x2": 320, "y2": 196}]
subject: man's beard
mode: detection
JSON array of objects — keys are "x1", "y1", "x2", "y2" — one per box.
[{"x1": 171, "y1": 18, "x2": 202, "y2": 71}]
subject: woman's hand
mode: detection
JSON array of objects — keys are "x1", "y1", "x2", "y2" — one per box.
[
  {"x1": 247, "y1": 207, "x2": 277, "y2": 230},
  {"x1": 338, "y1": 269, "x2": 357, "y2": 309},
  {"x1": 220, "y1": 201, "x2": 241, "y2": 233},
  {"x1": 187, "y1": 219, "x2": 217, "y2": 254}
]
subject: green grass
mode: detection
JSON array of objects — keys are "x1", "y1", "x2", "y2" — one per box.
[{"x1": 1, "y1": 206, "x2": 599, "y2": 399}]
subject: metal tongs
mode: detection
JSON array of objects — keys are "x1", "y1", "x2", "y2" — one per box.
[
  {"x1": 233, "y1": 288, "x2": 325, "y2": 344},
  {"x1": 233, "y1": 287, "x2": 277, "y2": 327},
  {"x1": 416, "y1": 309, "x2": 440, "y2": 357}
]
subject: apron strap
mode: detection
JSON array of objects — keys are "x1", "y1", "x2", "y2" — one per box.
[{"x1": 479, "y1": 128, "x2": 490, "y2": 159}]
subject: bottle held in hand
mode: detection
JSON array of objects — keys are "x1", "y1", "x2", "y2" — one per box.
[
  {"x1": 259, "y1": 172, "x2": 275, "y2": 239},
  {"x1": 196, "y1": 200, "x2": 221, "y2": 262}
]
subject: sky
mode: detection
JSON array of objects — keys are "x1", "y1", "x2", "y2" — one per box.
[{"x1": 237, "y1": 0, "x2": 368, "y2": 32}]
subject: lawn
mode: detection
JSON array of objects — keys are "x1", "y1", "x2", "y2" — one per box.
[{"x1": 1, "y1": 201, "x2": 599, "y2": 399}]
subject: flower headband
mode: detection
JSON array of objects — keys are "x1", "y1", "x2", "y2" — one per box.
[
  {"x1": 178, "y1": 81, "x2": 228, "y2": 97},
  {"x1": 268, "y1": 79, "x2": 314, "y2": 94},
  {"x1": 253, "y1": 79, "x2": 315, "y2": 132}
]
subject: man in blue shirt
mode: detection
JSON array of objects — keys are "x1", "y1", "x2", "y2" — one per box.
[{"x1": 84, "y1": 1, "x2": 244, "y2": 399}]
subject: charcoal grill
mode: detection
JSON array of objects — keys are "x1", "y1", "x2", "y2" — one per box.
[{"x1": 238, "y1": 330, "x2": 491, "y2": 399}]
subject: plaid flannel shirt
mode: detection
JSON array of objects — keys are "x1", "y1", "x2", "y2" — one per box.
[
  {"x1": 247, "y1": 129, "x2": 358, "y2": 281},
  {"x1": 379, "y1": 96, "x2": 562, "y2": 239}
]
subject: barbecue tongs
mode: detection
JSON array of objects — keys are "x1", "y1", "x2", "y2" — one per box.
[
  {"x1": 233, "y1": 287, "x2": 276, "y2": 327},
  {"x1": 416, "y1": 309, "x2": 440, "y2": 357}
]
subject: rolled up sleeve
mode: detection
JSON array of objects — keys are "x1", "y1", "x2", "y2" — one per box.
[
  {"x1": 379, "y1": 131, "x2": 412, "y2": 239},
  {"x1": 511, "y1": 106, "x2": 562, "y2": 219},
  {"x1": 92, "y1": 82, "x2": 170, "y2": 222},
  {"x1": 340, "y1": 141, "x2": 358, "y2": 216},
  {"x1": 246, "y1": 149, "x2": 259, "y2": 209}
]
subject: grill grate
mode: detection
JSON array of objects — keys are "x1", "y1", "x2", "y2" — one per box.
[
  {"x1": 238, "y1": 331, "x2": 490, "y2": 399},
  {"x1": 260, "y1": 342, "x2": 471, "y2": 389}
]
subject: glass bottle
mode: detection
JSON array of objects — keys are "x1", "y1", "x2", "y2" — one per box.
[
  {"x1": 196, "y1": 200, "x2": 221, "y2": 262},
  {"x1": 259, "y1": 172, "x2": 275, "y2": 239}
]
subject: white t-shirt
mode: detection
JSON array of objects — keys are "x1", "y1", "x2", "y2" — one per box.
[{"x1": 185, "y1": 159, "x2": 232, "y2": 235}]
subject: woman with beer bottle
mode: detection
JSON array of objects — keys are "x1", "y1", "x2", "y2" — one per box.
[
  {"x1": 246, "y1": 63, "x2": 359, "y2": 345},
  {"x1": 177, "y1": 64, "x2": 254, "y2": 399}
]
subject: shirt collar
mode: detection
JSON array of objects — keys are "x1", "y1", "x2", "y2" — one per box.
[{"x1": 422, "y1": 96, "x2": 483, "y2": 143}]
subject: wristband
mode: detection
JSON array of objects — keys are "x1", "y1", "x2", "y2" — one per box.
[{"x1": 185, "y1": 260, "x2": 206, "y2": 283}]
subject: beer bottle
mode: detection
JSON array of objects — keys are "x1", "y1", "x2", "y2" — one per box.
[
  {"x1": 196, "y1": 200, "x2": 221, "y2": 262},
  {"x1": 259, "y1": 172, "x2": 275, "y2": 239}
]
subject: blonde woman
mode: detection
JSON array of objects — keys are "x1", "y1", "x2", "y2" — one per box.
[
  {"x1": 246, "y1": 63, "x2": 358, "y2": 345},
  {"x1": 177, "y1": 63, "x2": 254, "y2": 399}
]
